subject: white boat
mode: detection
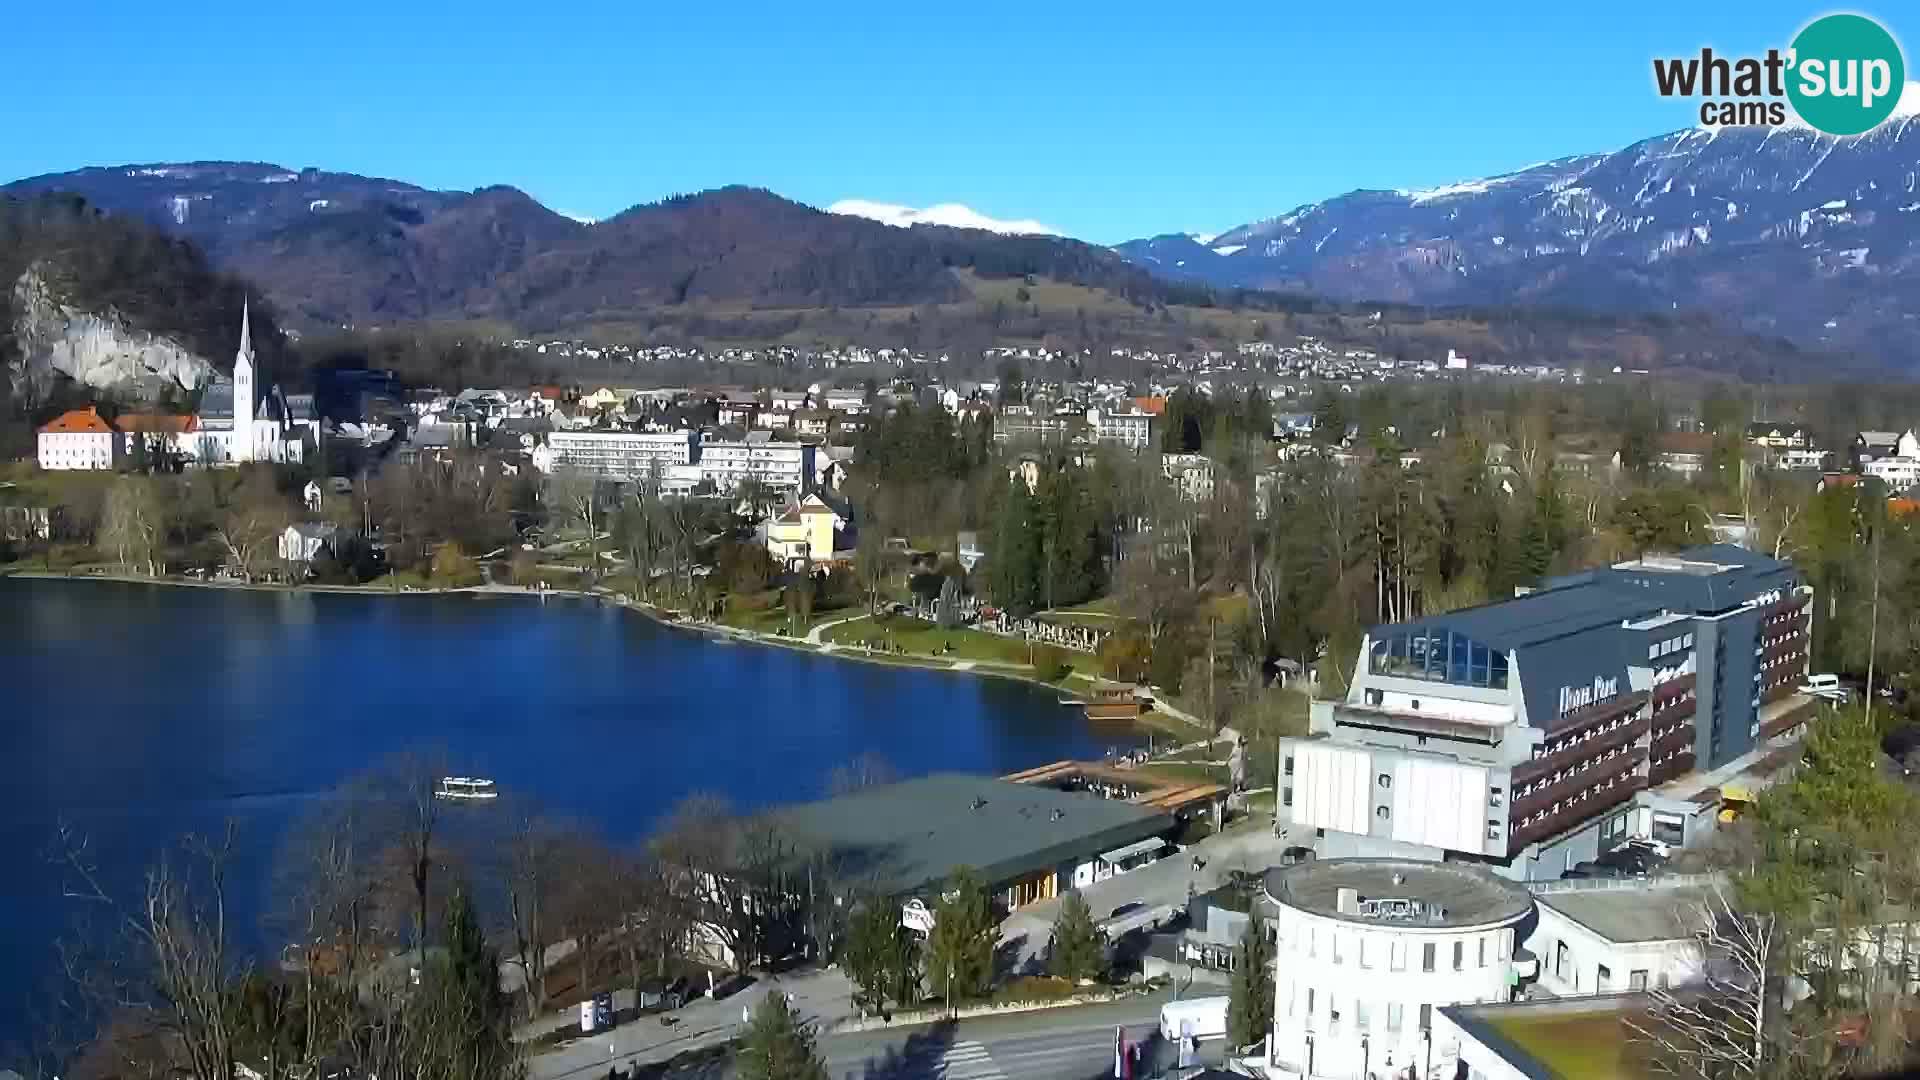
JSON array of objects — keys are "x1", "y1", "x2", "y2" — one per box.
[{"x1": 434, "y1": 776, "x2": 499, "y2": 801}]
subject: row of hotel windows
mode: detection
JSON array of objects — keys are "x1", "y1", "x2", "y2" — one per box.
[
  {"x1": 1517, "y1": 741, "x2": 1633, "y2": 802},
  {"x1": 1290, "y1": 924, "x2": 1512, "y2": 971},
  {"x1": 1533, "y1": 709, "x2": 1637, "y2": 762},
  {"x1": 1516, "y1": 769, "x2": 1634, "y2": 832},
  {"x1": 1648, "y1": 633, "x2": 1694, "y2": 660},
  {"x1": 1653, "y1": 687, "x2": 1697, "y2": 714}
]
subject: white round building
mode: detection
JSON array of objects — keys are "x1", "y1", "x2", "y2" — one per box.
[{"x1": 1264, "y1": 859, "x2": 1532, "y2": 1080}]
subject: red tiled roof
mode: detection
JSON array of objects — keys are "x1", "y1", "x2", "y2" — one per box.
[
  {"x1": 114, "y1": 413, "x2": 199, "y2": 434},
  {"x1": 1134, "y1": 395, "x2": 1167, "y2": 416},
  {"x1": 39, "y1": 407, "x2": 113, "y2": 434}
]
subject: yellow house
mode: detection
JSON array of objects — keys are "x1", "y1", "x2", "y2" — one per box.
[
  {"x1": 766, "y1": 493, "x2": 853, "y2": 566},
  {"x1": 582, "y1": 387, "x2": 626, "y2": 411}
]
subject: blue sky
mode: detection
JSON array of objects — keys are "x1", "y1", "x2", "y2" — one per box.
[{"x1": 1, "y1": 1, "x2": 1904, "y2": 242}]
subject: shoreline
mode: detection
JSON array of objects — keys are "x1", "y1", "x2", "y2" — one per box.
[{"x1": 1, "y1": 569, "x2": 1205, "y2": 740}]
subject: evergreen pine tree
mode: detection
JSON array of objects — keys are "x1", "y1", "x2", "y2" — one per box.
[
  {"x1": 1047, "y1": 891, "x2": 1105, "y2": 983},
  {"x1": 925, "y1": 867, "x2": 995, "y2": 1006},
  {"x1": 1227, "y1": 909, "x2": 1275, "y2": 1051},
  {"x1": 736, "y1": 991, "x2": 829, "y2": 1080}
]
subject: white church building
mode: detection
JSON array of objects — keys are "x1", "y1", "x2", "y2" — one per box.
[{"x1": 191, "y1": 300, "x2": 305, "y2": 466}]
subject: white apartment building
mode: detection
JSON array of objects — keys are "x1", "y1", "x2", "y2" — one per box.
[
  {"x1": 700, "y1": 434, "x2": 815, "y2": 494},
  {"x1": 533, "y1": 430, "x2": 699, "y2": 481},
  {"x1": 37, "y1": 407, "x2": 122, "y2": 470},
  {"x1": 1162, "y1": 453, "x2": 1215, "y2": 501},
  {"x1": 1266, "y1": 860, "x2": 1532, "y2": 1080},
  {"x1": 1865, "y1": 457, "x2": 1920, "y2": 488},
  {"x1": 1086, "y1": 407, "x2": 1154, "y2": 450}
]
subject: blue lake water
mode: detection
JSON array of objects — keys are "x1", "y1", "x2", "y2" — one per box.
[{"x1": 0, "y1": 577, "x2": 1133, "y2": 1052}]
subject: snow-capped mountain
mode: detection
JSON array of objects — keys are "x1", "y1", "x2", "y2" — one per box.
[
  {"x1": 827, "y1": 198, "x2": 1062, "y2": 236},
  {"x1": 1118, "y1": 111, "x2": 1920, "y2": 357}
]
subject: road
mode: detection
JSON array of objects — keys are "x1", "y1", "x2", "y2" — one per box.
[{"x1": 822, "y1": 993, "x2": 1201, "y2": 1080}]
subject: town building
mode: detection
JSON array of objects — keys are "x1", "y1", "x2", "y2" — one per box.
[
  {"x1": 1163, "y1": 453, "x2": 1215, "y2": 501},
  {"x1": 278, "y1": 523, "x2": 339, "y2": 567},
  {"x1": 1266, "y1": 859, "x2": 1534, "y2": 1080},
  {"x1": 1525, "y1": 875, "x2": 1713, "y2": 996},
  {"x1": 1744, "y1": 422, "x2": 1811, "y2": 450},
  {"x1": 764, "y1": 491, "x2": 854, "y2": 567},
  {"x1": 700, "y1": 433, "x2": 815, "y2": 494},
  {"x1": 192, "y1": 301, "x2": 305, "y2": 465},
  {"x1": 532, "y1": 430, "x2": 699, "y2": 481},
  {"x1": 1279, "y1": 545, "x2": 1815, "y2": 880},
  {"x1": 777, "y1": 773, "x2": 1173, "y2": 914},
  {"x1": 37, "y1": 407, "x2": 123, "y2": 470},
  {"x1": 1086, "y1": 407, "x2": 1154, "y2": 450},
  {"x1": 1861, "y1": 430, "x2": 1920, "y2": 487}
]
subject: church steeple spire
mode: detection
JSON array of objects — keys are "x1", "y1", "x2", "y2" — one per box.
[{"x1": 238, "y1": 297, "x2": 253, "y2": 364}]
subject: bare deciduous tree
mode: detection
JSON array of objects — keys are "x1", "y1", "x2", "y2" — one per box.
[{"x1": 1628, "y1": 886, "x2": 1781, "y2": 1080}]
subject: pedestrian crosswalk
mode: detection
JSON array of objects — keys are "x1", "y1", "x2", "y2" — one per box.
[{"x1": 935, "y1": 1040, "x2": 1005, "y2": 1079}]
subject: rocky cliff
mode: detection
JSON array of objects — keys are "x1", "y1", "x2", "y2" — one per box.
[{"x1": 9, "y1": 266, "x2": 218, "y2": 401}]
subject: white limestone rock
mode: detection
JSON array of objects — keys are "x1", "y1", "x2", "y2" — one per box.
[{"x1": 10, "y1": 265, "x2": 218, "y2": 400}]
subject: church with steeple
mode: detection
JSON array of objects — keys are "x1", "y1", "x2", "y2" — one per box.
[{"x1": 192, "y1": 300, "x2": 304, "y2": 465}]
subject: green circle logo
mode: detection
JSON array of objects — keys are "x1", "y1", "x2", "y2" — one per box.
[{"x1": 1787, "y1": 14, "x2": 1905, "y2": 135}]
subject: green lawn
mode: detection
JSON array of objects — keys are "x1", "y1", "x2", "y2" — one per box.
[
  {"x1": 823, "y1": 614, "x2": 1106, "y2": 680},
  {"x1": 1489, "y1": 1010, "x2": 1638, "y2": 1080}
]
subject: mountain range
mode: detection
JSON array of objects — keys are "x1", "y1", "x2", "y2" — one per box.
[
  {"x1": 6, "y1": 115, "x2": 1919, "y2": 377},
  {"x1": 1116, "y1": 116, "x2": 1920, "y2": 359},
  {"x1": 0, "y1": 164, "x2": 1179, "y2": 334}
]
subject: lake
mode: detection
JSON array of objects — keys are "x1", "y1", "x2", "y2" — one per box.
[{"x1": 0, "y1": 577, "x2": 1133, "y2": 1051}]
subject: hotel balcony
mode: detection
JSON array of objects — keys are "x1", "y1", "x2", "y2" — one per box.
[
  {"x1": 1509, "y1": 770, "x2": 1642, "y2": 851},
  {"x1": 1510, "y1": 747, "x2": 1646, "y2": 823},
  {"x1": 1511, "y1": 713, "x2": 1650, "y2": 789},
  {"x1": 1759, "y1": 693, "x2": 1818, "y2": 740},
  {"x1": 1648, "y1": 750, "x2": 1697, "y2": 788}
]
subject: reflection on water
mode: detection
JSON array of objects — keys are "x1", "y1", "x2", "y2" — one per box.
[{"x1": 0, "y1": 577, "x2": 1133, "y2": 1042}]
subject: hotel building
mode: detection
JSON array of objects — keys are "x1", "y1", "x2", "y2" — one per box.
[{"x1": 1279, "y1": 544, "x2": 1815, "y2": 880}]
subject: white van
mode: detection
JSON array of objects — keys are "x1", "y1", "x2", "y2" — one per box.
[
  {"x1": 1800, "y1": 674, "x2": 1845, "y2": 700},
  {"x1": 1159, "y1": 996, "x2": 1229, "y2": 1043}
]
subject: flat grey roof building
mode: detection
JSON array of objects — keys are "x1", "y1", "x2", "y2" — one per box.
[
  {"x1": 778, "y1": 773, "x2": 1171, "y2": 898},
  {"x1": 1533, "y1": 879, "x2": 1719, "y2": 943},
  {"x1": 1266, "y1": 858, "x2": 1533, "y2": 929}
]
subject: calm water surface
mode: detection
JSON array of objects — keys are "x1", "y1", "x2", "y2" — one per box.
[{"x1": 0, "y1": 577, "x2": 1132, "y2": 1047}]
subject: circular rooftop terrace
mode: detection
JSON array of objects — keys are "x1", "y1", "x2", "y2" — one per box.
[{"x1": 1264, "y1": 858, "x2": 1532, "y2": 930}]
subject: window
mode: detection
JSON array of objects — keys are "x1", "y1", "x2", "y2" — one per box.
[
  {"x1": 1498, "y1": 932, "x2": 1511, "y2": 961},
  {"x1": 1453, "y1": 941, "x2": 1464, "y2": 971},
  {"x1": 1422, "y1": 942, "x2": 1436, "y2": 973},
  {"x1": 1283, "y1": 787, "x2": 1293, "y2": 808},
  {"x1": 1376, "y1": 806, "x2": 1391, "y2": 820},
  {"x1": 1390, "y1": 940, "x2": 1407, "y2": 972},
  {"x1": 1419, "y1": 1003, "x2": 1432, "y2": 1032},
  {"x1": 1555, "y1": 940, "x2": 1570, "y2": 980},
  {"x1": 1358, "y1": 936, "x2": 1371, "y2": 969},
  {"x1": 1387, "y1": 1002, "x2": 1404, "y2": 1032},
  {"x1": 1597, "y1": 964, "x2": 1612, "y2": 992},
  {"x1": 1307, "y1": 928, "x2": 1316, "y2": 958},
  {"x1": 1478, "y1": 938, "x2": 1487, "y2": 967},
  {"x1": 1366, "y1": 688, "x2": 1384, "y2": 706},
  {"x1": 1378, "y1": 773, "x2": 1393, "y2": 789},
  {"x1": 1306, "y1": 987, "x2": 1316, "y2": 1018},
  {"x1": 1355, "y1": 999, "x2": 1371, "y2": 1030},
  {"x1": 1284, "y1": 756, "x2": 1294, "y2": 777},
  {"x1": 1630, "y1": 970, "x2": 1649, "y2": 992}
]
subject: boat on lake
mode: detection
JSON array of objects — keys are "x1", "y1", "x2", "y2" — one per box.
[{"x1": 434, "y1": 776, "x2": 499, "y2": 801}]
